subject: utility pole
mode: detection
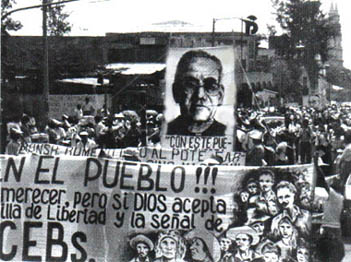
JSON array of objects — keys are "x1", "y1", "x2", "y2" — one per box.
[
  {"x1": 212, "y1": 18, "x2": 216, "y2": 47},
  {"x1": 43, "y1": 0, "x2": 49, "y2": 126}
]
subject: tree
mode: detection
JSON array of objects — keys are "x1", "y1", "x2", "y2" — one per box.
[
  {"x1": 271, "y1": 0, "x2": 335, "y2": 90},
  {"x1": 1, "y1": 0, "x2": 23, "y2": 31},
  {"x1": 47, "y1": 1, "x2": 72, "y2": 36}
]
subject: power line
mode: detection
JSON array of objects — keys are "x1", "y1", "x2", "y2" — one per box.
[{"x1": 2, "y1": 0, "x2": 80, "y2": 21}]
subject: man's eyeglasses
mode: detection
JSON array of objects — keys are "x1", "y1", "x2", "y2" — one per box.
[{"x1": 180, "y1": 77, "x2": 221, "y2": 96}]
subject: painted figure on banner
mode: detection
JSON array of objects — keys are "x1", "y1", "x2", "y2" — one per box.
[
  {"x1": 249, "y1": 169, "x2": 279, "y2": 217},
  {"x1": 251, "y1": 242, "x2": 281, "y2": 262},
  {"x1": 162, "y1": 47, "x2": 236, "y2": 147},
  {"x1": 228, "y1": 166, "x2": 313, "y2": 262},
  {"x1": 154, "y1": 230, "x2": 187, "y2": 262},
  {"x1": 227, "y1": 226, "x2": 260, "y2": 262},
  {"x1": 184, "y1": 230, "x2": 221, "y2": 262},
  {"x1": 129, "y1": 234, "x2": 154, "y2": 262},
  {"x1": 218, "y1": 232, "x2": 235, "y2": 262},
  {"x1": 271, "y1": 181, "x2": 310, "y2": 237}
]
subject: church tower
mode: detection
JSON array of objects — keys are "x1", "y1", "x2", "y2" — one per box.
[{"x1": 328, "y1": 3, "x2": 343, "y2": 68}]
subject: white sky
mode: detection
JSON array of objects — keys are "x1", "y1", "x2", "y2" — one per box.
[{"x1": 8, "y1": 0, "x2": 351, "y2": 68}]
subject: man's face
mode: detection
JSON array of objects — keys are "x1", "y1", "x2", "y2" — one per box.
[
  {"x1": 259, "y1": 174, "x2": 274, "y2": 193},
  {"x1": 277, "y1": 187, "x2": 295, "y2": 209},
  {"x1": 176, "y1": 57, "x2": 223, "y2": 122},
  {"x1": 136, "y1": 243, "x2": 150, "y2": 258},
  {"x1": 235, "y1": 233, "x2": 251, "y2": 251},
  {"x1": 190, "y1": 238, "x2": 207, "y2": 261},
  {"x1": 219, "y1": 238, "x2": 232, "y2": 252}
]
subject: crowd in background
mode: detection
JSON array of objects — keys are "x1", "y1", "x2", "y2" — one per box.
[
  {"x1": 6, "y1": 101, "x2": 351, "y2": 172},
  {"x1": 4, "y1": 101, "x2": 351, "y2": 261}
]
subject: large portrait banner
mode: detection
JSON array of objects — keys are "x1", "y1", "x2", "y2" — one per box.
[
  {"x1": 161, "y1": 46, "x2": 236, "y2": 152},
  {"x1": 0, "y1": 155, "x2": 314, "y2": 262}
]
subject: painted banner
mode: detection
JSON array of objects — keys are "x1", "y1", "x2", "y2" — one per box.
[
  {"x1": 1, "y1": 155, "x2": 314, "y2": 262},
  {"x1": 161, "y1": 46, "x2": 236, "y2": 151},
  {"x1": 18, "y1": 143, "x2": 246, "y2": 166}
]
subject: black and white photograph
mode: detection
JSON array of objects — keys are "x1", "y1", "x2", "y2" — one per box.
[{"x1": 2, "y1": 0, "x2": 351, "y2": 261}]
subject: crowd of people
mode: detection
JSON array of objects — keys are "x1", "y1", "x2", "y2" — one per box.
[
  {"x1": 5, "y1": 101, "x2": 164, "y2": 155},
  {"x1": 6, "y1": 101, "x2": 351, "y2": 168},
  {"x1": 5, "y1": 101, "x2": 351, "y2": 261}
]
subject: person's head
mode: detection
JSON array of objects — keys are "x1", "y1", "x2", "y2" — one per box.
[
  {"x1": 9, "y1": 128, "x2": 23, "y2": 141},
  {"x1": 253, "y1": 222, "x2": 266, "y2": 236},
  {"x1": 302, "y1": 118, "x2": 309, "y2": 127},
  {"x1": 261, "y1": 243, "x2": 281, "y2": 262},
  {"x1": 296, "y1": 245, "x2": 310, "y2": 262},
  {"x1": 79, "y1": 131, "x2": 89, "y2": 142},
  {"x1": 190, "y1": 237, "x2": 212, "y2": 262},
  {"x1": 156, "y1": 230, "x2": 186, "y2": 260},
  {"x1": 246, "y1": 178, "x2": 259, "y2": 195},
  {"x1": 227, "y1": 226, "x2": 259, "y2": 252},
  {"x1": 136, "y1": 242, "x2": 150, "y2": 258},
  {"x1": 77, "y1": 104, "x2": 81, "y2": 110},
  {"x1": 258, "y1": 170, "x2": 275, "y2": 193},
  {"x1": 129, "y1": 234, "x2": 154, "y2": 258},
  {"x1": 172, "y1": 50, "x2": 224, "y2": 123},
  {"x1": 276, "y1": 181, "x2": 296, "y2": 209},
  {"x1": 278, "y1": 216, "x2": 295, "y2": 239},
  {"x1": 234, "y1": 233, "x2": 253, "y2": 251},
  {"x1": 219, "y1": 236, "x2": 232, "y2": 252},
  {"x1": 85, "y1": 97, "x2": 90, "y2": 104}
]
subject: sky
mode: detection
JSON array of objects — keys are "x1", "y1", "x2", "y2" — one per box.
[{"x1": 7, "y1": 0, "x2": 351, "y2": 68}]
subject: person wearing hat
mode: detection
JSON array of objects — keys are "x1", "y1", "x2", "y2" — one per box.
[
  {"x1": 245, "y1": 212, "x2": 272, "y2": 255},
  {"x1": 73, "y1": 130, "x2": 97, "y2": 151},
  {"x1": 129, "y1": 234, "x2": 154, "y2": 262},
  {"x1": 46, "y1": 118, "x2": 67, "y2": 144},
  {"x1": 5, "y1": 127, "x2": 24, "y2": 155},
  {"x1": 227, "y1": 226, "x2": 260, "y2": 262},
  {"x1": 246, "y1": 130, "x2": 265, "y2": 166},
  {"x1": 154, "y1": 230, "x2": 186, "y2": 262}
]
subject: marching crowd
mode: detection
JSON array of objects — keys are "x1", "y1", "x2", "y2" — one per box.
[
  {"x1": 4, "y1": 101, "x2": 351, "y2": 261},
  {"x1": 6, "y1": 102, "x2": 351, "y2": 170}
]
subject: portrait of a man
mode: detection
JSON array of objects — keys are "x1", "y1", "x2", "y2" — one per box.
[{"x1": 163, "y1": 47, "x2": 235, "y2": 138}]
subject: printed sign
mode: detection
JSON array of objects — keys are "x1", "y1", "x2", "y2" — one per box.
[
  {"x1": 161, "y1": 47, "x2": 236, "y2": 151},
  {"x1": 18, "y1": 143, "x2": 246, "y2": 166},
  {"x1": 1, "y1": 155, "x2": 314, "y2": 262}
]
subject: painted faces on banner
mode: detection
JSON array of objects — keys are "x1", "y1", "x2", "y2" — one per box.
[{"x1": 161, "y1": 47, "x2": 236, "y2": 151}]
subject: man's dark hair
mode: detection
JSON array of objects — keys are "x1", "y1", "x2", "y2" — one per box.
[{"x1": 174, "y1": 50, "x2": 223, "y2": 84}]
